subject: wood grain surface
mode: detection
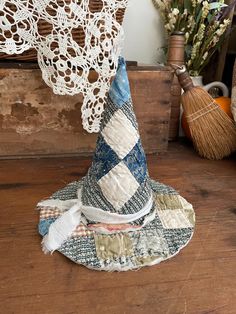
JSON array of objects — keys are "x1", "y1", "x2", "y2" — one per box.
[
  {"x1": 0, "y1": 66, "x2": 172, "y2": 158},
  {"x1": 0, "y1": 141, "x2": 236, "y2": 314}
]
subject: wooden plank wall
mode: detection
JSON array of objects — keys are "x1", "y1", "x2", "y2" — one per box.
[{"x1": 0, "y1": 65, "x2": 173, "y2": 158}]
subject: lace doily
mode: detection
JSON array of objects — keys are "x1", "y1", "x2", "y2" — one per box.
[{"x1": 0, "y1": 0, "x2": 128, "y2": 132}]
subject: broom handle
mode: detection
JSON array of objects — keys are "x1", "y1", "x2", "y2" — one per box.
[
  {"x1": 167, "y1": 32, "x2": 185, "y2": 140},
  {"x1": 175, "y1": 66, "x2": 195, "y2": 92}
]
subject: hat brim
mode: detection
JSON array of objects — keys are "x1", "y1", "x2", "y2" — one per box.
[{"x1": 38, "y1": 179, "x2": 195, "y2": 271}]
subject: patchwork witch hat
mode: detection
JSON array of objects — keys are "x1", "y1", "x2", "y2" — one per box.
[{"x1": 37, "y1": 57, "x2": 195, "y2": 271}]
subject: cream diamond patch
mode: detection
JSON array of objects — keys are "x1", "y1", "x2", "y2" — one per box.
[
  {"x1": 98, "y1": 161, "x2": 140, "y2": 211},
  {"x1": 101, "y1": 109, "x2": 139, "y2": 159}
]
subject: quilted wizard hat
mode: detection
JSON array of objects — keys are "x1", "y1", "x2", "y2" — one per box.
[{"x1": 37, "y1": 57, "x2": 195, "y2": 271}]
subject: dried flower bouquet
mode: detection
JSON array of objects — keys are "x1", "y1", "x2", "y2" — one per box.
[{"x1": 153, "y1": 0, "x2": 232, "y2": 76}]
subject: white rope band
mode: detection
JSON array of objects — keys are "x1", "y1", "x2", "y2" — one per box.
[{"x1": 38, "y1": 189, "x2": 153, "y2": 253}]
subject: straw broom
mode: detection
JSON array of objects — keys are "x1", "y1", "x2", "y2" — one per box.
[{"x1": 174, "y1": 65, "x2": 236, "y2": 160}]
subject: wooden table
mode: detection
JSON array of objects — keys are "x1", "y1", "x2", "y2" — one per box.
[{"x1": 0, "y1": 141, "x2": 236, "y2": 314}]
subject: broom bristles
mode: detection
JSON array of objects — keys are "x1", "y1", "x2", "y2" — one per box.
[{"x1": 182, "y1": 86, "x2": 236, "y2": 160}]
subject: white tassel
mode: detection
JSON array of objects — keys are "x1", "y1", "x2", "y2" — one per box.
[{"x1": 42, "y1": 203, "x2": 82, "y2": 254}]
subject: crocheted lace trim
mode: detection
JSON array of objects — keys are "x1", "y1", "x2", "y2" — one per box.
[{"x1": 0, "y1": 0, "x2": 128, "y2": 132}]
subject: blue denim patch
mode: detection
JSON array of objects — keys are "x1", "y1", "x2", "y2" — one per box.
[
  {"x1": 38, "y1": 218, "x2": 57, "y2": 236},
  {"x1": 123, "y1": 139, "x2": 147, "y2": 184},
  {"x1": 90, "y1": 134, "x2": 120, "y2": 180},
  {"x1": 109, "y1": 57, "x2": 130, "y2": 108}
]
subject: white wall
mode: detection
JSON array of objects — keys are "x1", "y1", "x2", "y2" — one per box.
[{"x1": 122, "y1": 0, "x2": 166, "y2": 65}]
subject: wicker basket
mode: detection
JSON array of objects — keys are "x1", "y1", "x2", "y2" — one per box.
[
  {"x1": 231, "y1": 58, "x2": 236, "y2": 122},
  {"x1": 0, "y1": 2, "x2": 125, "y2": 61}
]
